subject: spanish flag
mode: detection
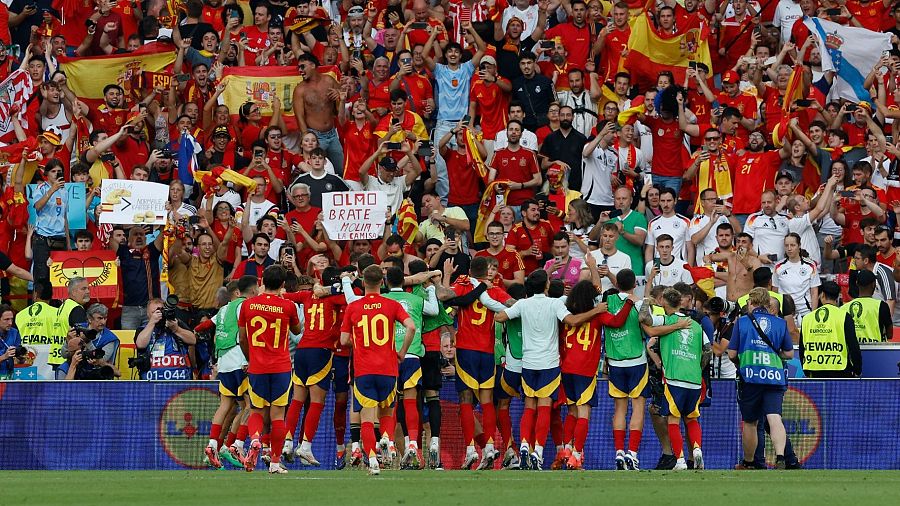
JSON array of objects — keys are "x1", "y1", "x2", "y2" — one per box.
[
  {"x1": 693, "y1": 152, "x2": 733, "y2": 214},
  {"x1": 624, "y1": 12, "x2": 712, "y2": 91},
  {"x1": 397, "y1": 198, "x2": 419, "y2": 244},
  {"x1": 49, "y1": 250, "x2": 121, "y2": 305},
  {"x1": 220, "y1": 66, "x2": 305, "y2": 131},
  {"x1": 58, "y1": 47, "x2": 176, "y2": 100},
  {"x1": 284, "y1": 10, "x2": 332, "y2": 35},
  {"x1": 474, "y1": 180, "x2": 511, "y2": 243},
  {"x1": 463, "y1": 128, "x2": 489, "y2": 180}
]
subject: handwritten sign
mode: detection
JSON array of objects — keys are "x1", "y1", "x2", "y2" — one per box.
[
  {"x1": 322, "y1": 191, "x2": 387, "y2": 240},
  {"x1": 98, "y1": 180, "x2": 169, "y2": 226}
]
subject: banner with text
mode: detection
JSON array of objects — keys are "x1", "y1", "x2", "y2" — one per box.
[
  {"x1": 322, "y1": 191, "x2": 387, "y2": 240},
  {"x1": 49, "y1": 250, "x2": 120, "y2": 303},
  {"x1": 98, "y1": 180, "x2": 169, "y2": 225}
]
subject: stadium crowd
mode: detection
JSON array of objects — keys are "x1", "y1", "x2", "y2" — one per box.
[{"x1": 1, "y1": 0, "x2": 900, "y2": 474}]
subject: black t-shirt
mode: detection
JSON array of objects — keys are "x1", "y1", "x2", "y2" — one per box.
[
  {"x1": 177, "y1": 22, "x2": 217, "y2": 51},
  {"x1": 491, "y1": 35, "x2": 538, "y2": 81},
  {"x1": 510, "y1": 73, "x2": 554, "y2": 131},
  {"x1": 540, "y1": 129, "x2": 588, "y2": 191},
  {"x1": 437, "y1": 250, "x2": 470, "y2": 283},
  {"x1": 292, "y1": 173, "x2": 350, "y2": 209},
  {"x1": 0, "y1": 251, "x2": 12, "y2": 271}
]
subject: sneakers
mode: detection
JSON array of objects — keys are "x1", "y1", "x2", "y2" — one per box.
[
  {"x1": 350, "y1": 447, "x2": 363, "y2": 467},
  {"x1": 368, "y1": 457, "x2": 381, "y2": 476},
  {"x1": 566, "y1": 451, "x2": 583, "y2": 470},
  {"x1": 692, "y1": 447, "x2": 704, "y2": 470},
  {"x1": 502, "y1": 447, "x2": 518, "y2": 469},
  {"x1": 624, "y1": 450, "x2": 639, "y2": 470},
  {"x1": 244, "y1": 440, "x2": 261, "y2": 472},
  {"x1": 615, "y1": 450, "x2": 626, "y2": 470},
  {"x1": 673, "y1": 457, "x2": 688, "y2": 471},
  {"x1": 519, "y1": 445, "x2": 531, "y2": 470},
  {"x1": 387, "y1": 443, "x2": 398, "y2": 467},
  {"x1": 204, "y1": 446, "x2": 223, "y2": 469},
  {"x1": 774, "y1": 457, "x2": 786, "y2": 470},
  {"x1": 654, "y1": 453, "x2": 677, "y2": 470},
  {"x1": 476, "y1": 448, "x2": 496, "y2": 470},
  {"x1": 295, "y1": 446, "x2": 321, "y2": 466},
  {"x1": 282, "y1": 438, "x2": 294, "y2": 464},
  {"x1": 268, "y1": 462, "x2": 288, "y2": 474},
  {"x1": 260, "y1": 446, "x2": 271, "y2": 466},
  {"x1": 378, "y1": 434, "x2": 390, "y2": 460},
  {"x1": 335, "y1": 451, "x2": 346, "y2": 470},
  {"x1": 529, "y1": 451, "x2": 544, "y2": 471},
  {"x1": 461, "y1": 449, "x2": 478, "y2": 470}
]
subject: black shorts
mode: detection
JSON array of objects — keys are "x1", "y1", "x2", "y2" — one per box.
[
  {"x1": 420, "y1": 351, "x2": 443, "y2": 392},
  {"x1": 737, "y1": 382, "x2": 786, "y2": 423}
]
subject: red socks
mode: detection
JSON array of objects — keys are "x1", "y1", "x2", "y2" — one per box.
[
  {"x1": 686, "y1": 419, "x2": 702, "y2": 450},
  {"x1": 225, "y1": 431, "x2": 237, "y2": 447},
  {"x1": 285, "y1": 399, "x2": 303, "y2": 438},
  {"x1": 550, "y1": 406, "x2": 563, "y2": 446},
  {"x1": 613, "y1": 429, "x2": 626, "y2": 452},
  {"x1": 460, "y1": 403, "x2": 475, "y2": 446},
  {"x1": 520, "y1": 407, "x2": 535, "y2": 447},
  {"x1": 403, "y1": 398, "x2": 420, "y2": 444},
  {"x1": 362, "y1": 421, "x2": 377, "y2": 457},
  {"x1": 334, "y1": 399, "x2": 348, "y2": 446},
  {"x1": 270, "y1": 419, "x2": 286, "y2": 464},
  {"x1": 481, "y1": 403, "x2": 496, "y2": 445},
  {"x1": 667, "y1": 423, "x2": 684, "y2": 459},
  {"x1": 209, "y1": 423, "x2": 222, "y2": 446},
  {"x1": 247, "y1": 412, "x2": 264, "y2": 441},
  {"x1": 563, "y1": 414, "x2": 576, "y2": 446},
  {"x1": 379, "y1": 414, "x2": 395, "y2": 441},
  {"x1": 629, "y1": 430, "x2": 643, "y2": 453},
  {"x1": 302, "y1": 402, "x2": 324, "y2": 442},
  {"x1": 498, "y1": 406, "x2": 512, "y2": 449},
  {"x1": 236, "y1": 423, "x2": 248, "y2": 443},
  {"x1": 573, "y1": 418, "x2": 589, "y2": 452},
  {"x1": 535, "y1": 405, "x2": 551, "y2": 448}
]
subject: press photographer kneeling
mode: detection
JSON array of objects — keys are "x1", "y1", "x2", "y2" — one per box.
[
  {"x1": 133, "y1": 297, "x2": 197, "y2": 380},
  {"x1": 60, "y1": 326, "x2": 121, "y2": 380}
]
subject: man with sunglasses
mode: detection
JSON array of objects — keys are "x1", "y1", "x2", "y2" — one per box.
[{"x1": 293, "y1": 53, "x2": 344, "y2": 171}]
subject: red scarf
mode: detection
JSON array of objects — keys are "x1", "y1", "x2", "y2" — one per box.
[{"x1": 613, "y1": 140, "x2": 637, "y2": 190}]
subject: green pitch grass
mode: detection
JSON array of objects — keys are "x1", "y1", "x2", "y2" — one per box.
[{"x1": 4, "y1": 470, "x2": 899, "y2": 505}]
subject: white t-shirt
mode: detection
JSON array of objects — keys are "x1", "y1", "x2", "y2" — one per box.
[
  {"x1": 645, "y1": 258, "x2": 693, "y2": 287},
  {"x1": 200, "y1": 190, "x2": 242, "y2": 214},
  {"x1": 364, "y1": 174, "x2": 408, "y2": 216},
  {"x1": 744, "y1": 211, "x2": 790, "y2": 260},
  {"x1": 773, "y1": 0, "x2": 803, "y2": 44},
  {"x1": 787, "y1": 213, "x2": 821, "y2": 267},
  {"x1": 645, "y1": 213, "x2": 691, "y2": 260},
  {"x1": 502, "y1": 4, "x2": 540, "y2": 39},
  {"x1": 586, "y1": 249, "x2": 632, "y2": 292},
  {"x1": 773, "y1": 258, "x2": 820, "y2": 319},
  {"x1": 493, "y1": 130, "x2": 539, "y2": 152},
  {"x1": 689, "y1": 214, "x2": 730, "y2": 266},
  {"x1": 504, "y1": 294, "x2": 572, "y2": 370},
  {"x1": 581, "y1": 145, "x2": 616, "y2": 206},
  {"x1": 240, "y1": 199, "x2": 278, "y2": 258}
]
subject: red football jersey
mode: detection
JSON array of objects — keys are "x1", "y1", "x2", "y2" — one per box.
[
  {"x1": 284, "y1": 291, "x2": 344, "y2": 349},
  {"x1": 475, "y1": 247, "x2": 525, "y2": 283},
  {"x1": 452, "y1": 282, "x2": 510, "y2": 354},
  {"x1": 239, "y1": 294, "x2": 301, "y2": 374},
  {"x1": 341, "y1": 294, "x2": 410, "y2": 377},
  {"x1": 561, "y1": 301, "x2": 632, "y2": 376}
]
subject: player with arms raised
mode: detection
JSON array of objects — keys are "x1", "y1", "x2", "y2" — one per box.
[
  {"x1": 340, "y1": 265, "x2": 416, "y2": 476},
  {"x1": 238, "y1": 265, "x2": 303, "y2": 474}
]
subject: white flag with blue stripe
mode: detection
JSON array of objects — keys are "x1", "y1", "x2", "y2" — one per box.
[{"x1": 803, "y1": 16, "x2": 892, "y2": 103}]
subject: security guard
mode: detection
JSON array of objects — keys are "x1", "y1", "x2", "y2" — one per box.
[
  {"x1": 799, "y1": 281, "x2": 862, "y2": 378},
  {"x1": 14, "y1": 281, "x2": 58, "y2": 377},
  {"x1": 841, "y1": 270, "x2": 892, "y2": 343},
  {"x1": 52, "y1": 278, "x2": 90, "y2": 368}
]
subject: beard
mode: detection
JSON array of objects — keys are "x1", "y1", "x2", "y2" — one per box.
[{"x1": 560, "y1": 120, "x2": 573, "y2": 130}]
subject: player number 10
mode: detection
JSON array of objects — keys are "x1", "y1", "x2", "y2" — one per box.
[{"x1": 358, "y1": 314, "x2": 390, "y2": 347}]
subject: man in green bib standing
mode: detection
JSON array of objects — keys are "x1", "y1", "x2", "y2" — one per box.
[
  {"x1": 800, "y1": 281, "x2": 862, "y2": 378},
  {"x1": 15, "y1": 281, "x2": 63, "y2": 379},
  {"x1": 640, "y1": 287, "x2": 711, "y2": 471},
  {"x1": 841, "y1": 270, "x2": 891, "y2": 343}
]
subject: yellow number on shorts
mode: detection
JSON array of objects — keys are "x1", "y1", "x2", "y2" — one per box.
[
  {"x1": 249, "y1": 316, "x2": 283, "y2": 348},
  {"x1": 358, "y1": 314, "x2": 390, "y2": 347},
  {"x1": 470, "y1": 300, "x2": 487, "y2": 325},
  {"x1": 307, "y1": 303, "x2": 325, "y2": 331}
]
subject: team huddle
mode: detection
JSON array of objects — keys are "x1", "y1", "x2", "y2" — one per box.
[{"x1": 199, "y1": 244, "x2": 727, "y2": 475}]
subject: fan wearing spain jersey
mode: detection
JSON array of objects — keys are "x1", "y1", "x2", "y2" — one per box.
[
  {"x1": 238, "y1": 265, "x2": 302, "y2": 474},
  {"x1": 450, "y1": 256, "x2": 513, "y2": 470},
  {"x1": 560, "y1": 279, "x2": 633, "y2": 470},
  {"x1": 340, "y1": 265, "x2": 416, "y2": 476},
  {"x1": 281, "y1": 267, "x2": 346, "y2": 467}
]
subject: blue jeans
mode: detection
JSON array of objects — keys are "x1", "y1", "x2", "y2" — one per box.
[
  {"x1": 432, "y1": 120, "x2": 459, "y2": 205},
  {"x1": 310, "y1": 127, "x2": 344, "y2": 174},
  {"x1": 652, "y1": 175, "x2": 683, "y2": 196}
]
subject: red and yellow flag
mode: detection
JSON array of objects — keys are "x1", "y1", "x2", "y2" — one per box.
[
  {"x1": 463, "y1": 128, "x2": 489, "y2": 180},
  {"x1": 474, "y1": 180, "x2": 511, "y2": 243},
  {"x1": 58, "y1": 47, "x2": 176, "y2": 100},
  {"x1": 625, "y1": 12, "x2": 712, "y2": 91},
  {"x1": 49, "y1": 250, "x2": 121, "y2": 305},
  {"x1": 397, "y1": 198, "x2": 419, "y2": 244}
]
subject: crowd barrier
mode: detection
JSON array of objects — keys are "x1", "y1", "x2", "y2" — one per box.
[{"x1": 1, "y1": 379, "x2": 898, "y2": 470}]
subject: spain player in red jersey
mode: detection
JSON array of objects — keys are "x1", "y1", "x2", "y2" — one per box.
[
  {"x1": 560, "y1": 279, "x2": 633, "y2": 469},
  {"x1": 238, "y1": 265, "x2": 302, "y2": 474},
  {"x1": 340, "y1": 265, "x2": 416, "y2": 476},
  {"x1": 281, "y1": 267, "x2": 346, "y2": 466},
  {"x1": 449, "y1": 256, "x2": 513, "y2": 469}
]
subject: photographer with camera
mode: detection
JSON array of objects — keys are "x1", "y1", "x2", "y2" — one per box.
[
  {"x1": 0, "y1": 304, "x2": 24, "y2": 380},
  {"x1": 133, "y1": 298, "x2": 197, "y2": 380},
  {"x1": 84, "y1": 304, "x2": 120, "y2": 364},
  {"x1": 59, "y1": 325, "x2": 121, "y2": 381}
]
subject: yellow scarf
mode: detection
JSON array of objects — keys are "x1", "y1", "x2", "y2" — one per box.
[{"x1": 694, "y1": 152, "x2": 732, "y2": 214}]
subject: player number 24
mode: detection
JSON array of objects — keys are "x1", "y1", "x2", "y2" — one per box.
[
  {"x1": 565, "y1": 323, "x2": 594, "y2": 351},
  {"x1": 250, "y1": 316, "x2": 283, "y2": 348}
]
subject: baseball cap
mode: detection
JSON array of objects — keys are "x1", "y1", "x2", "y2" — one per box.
[
  {"x1": 379, "y1": 156, "x2": 398, "y2": 171},
  {"x1": 722, "y1": 70, "x2": 739, "y2": 84},
  {"x1": 820, "y1": 280, "x2": 841, "y2": 299},
  {"x1": 481, "y1": 55, "x2": 497, "y2": 66},
  {"x1": 212, "y1": 125, "x2": 231, "y2": 139},
  {"x1": 856, "y1": 269, "x2": 877, "y2": 287}
]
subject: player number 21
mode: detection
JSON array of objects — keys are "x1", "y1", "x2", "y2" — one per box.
[
  {"x1": 250, "y1": 316, "x2": 283, "y2": 348},
  {"x1": 358, "y1": 314, "x2": 390, "y2": 347}
]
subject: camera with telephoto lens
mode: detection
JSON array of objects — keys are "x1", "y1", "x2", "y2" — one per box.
[
  {"x1": 128, "y1": 351, "x2": 151, "y2": 373},
  {"x1": 159, "y1": 295, "x2": 180, "y2": 325},
  {"x1": 73, "y1": 325, "x2": 98, "y2": 343},
  {"x1": 14, "y1": 346, "x2": 28, "y2": 358},
  {"x1": 82, "y1": 347, "x2": 106, "y2": 361},
  {"x1": 708, "y1": 297, "x2": 737, "y2": 316}
]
